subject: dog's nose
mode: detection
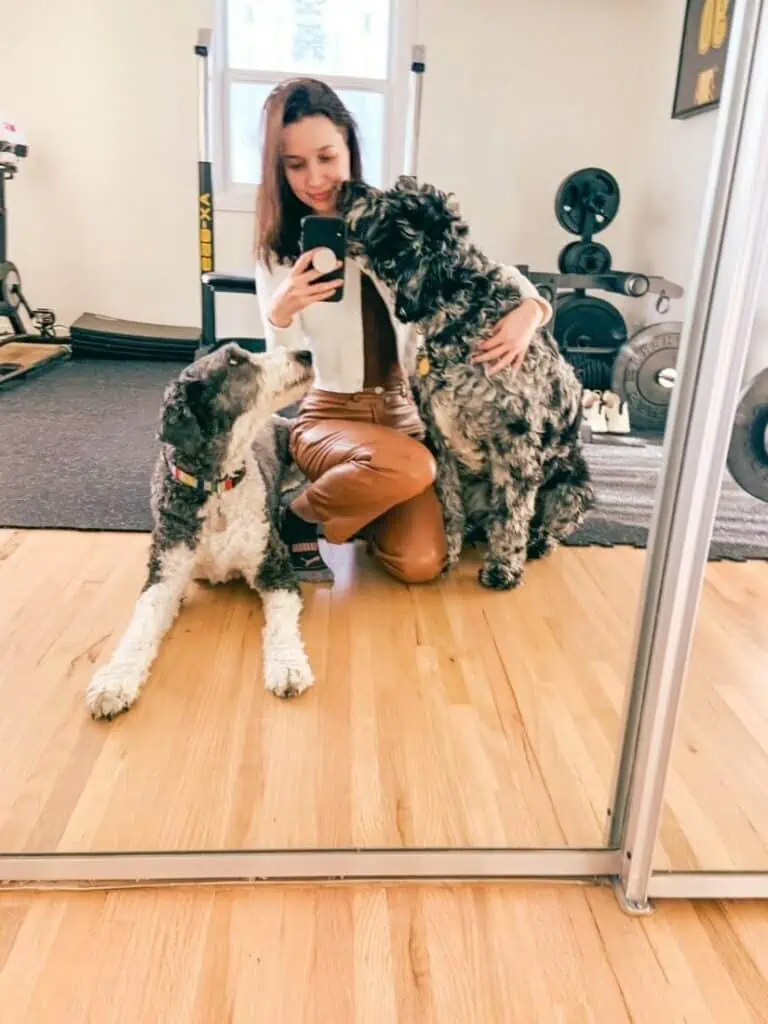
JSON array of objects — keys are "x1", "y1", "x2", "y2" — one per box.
[{"x1": 295, "y1": 350, "x2": 313, "y2": 368}]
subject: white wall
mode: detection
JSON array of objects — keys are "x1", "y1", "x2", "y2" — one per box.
[
  {"x1": 1, "y1": 0, "x2": 207, "y2": 330},
  {"x1": 1, "y1": 0, "x2": 765, "y2": 373},
  {"x1": 412, "y1": 0, "x2": 720, "y2": 337},
  {"x1": 416, "y1": 2, "x2": 659, "y2": 274}
]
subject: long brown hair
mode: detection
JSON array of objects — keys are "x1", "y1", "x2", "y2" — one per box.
[{"x1": 255, "y1": 78, "x2": 363, "y2": 266}]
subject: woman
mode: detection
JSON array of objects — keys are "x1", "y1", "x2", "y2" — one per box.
[{"x1": 254, "y1": 79, "x2": 553, "y2": 585}]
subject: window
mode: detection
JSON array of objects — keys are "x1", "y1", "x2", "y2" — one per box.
[{"x1": 215, "y1": 0, "x2": 410, "y2": 210}]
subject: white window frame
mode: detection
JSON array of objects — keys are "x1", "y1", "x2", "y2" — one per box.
[{"x1": 212, "y1": 0, "x2": 416, "y2": 213}]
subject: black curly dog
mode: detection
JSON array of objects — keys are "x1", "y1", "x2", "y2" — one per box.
[{"x1": 339, "y1": 175, "x2": 595, "y2": 590}]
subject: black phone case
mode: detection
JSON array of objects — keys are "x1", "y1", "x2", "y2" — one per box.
[{"x1": 300, "y1": 215, "x2": 346, "y2": 302}]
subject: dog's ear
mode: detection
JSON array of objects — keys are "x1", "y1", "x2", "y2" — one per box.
[
  {"x1": 393, "y1": 261, "x2": 435, "y2": 323},
  {"x1": 393, "y1": 281, "x2": 422, "y2": 323},
  {"x1": 394, "y1": 250, "x2": 460, "y2": 323},
  {"x1": 338, "y1": 178, "x2": 379, "y2": 213},
  {"x1": 221, "y1": 341, "x2": 249, "y2": 366},
  {"x1": 158, "y1": 378, "x2": 210, "y2": 455}
]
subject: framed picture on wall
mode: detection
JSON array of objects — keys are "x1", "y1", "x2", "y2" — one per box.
[{"x1": 672, "y1": 0, "x2": 734, "y2": 119}]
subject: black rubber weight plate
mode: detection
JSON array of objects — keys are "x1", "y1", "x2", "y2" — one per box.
[
  {"x1": 555, "y1": 168, "x2": 620, "y2": 236},
  {"x1": 727, "y1": 367, "x2": 768, "y2": 502},
  {"x1": 558, "y1": 241, "x2": 612, "y2": 274},
  {"x1": 612, "y1": 323, "x2": 681, "y2": 431},
  {"x1": 553, "y1": 295, "x2": 628, "y2": 352}
]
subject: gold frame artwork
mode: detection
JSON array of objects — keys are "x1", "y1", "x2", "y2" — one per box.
[{"x1": 673, "y1": 0, "x2": 734, "y2": 118}]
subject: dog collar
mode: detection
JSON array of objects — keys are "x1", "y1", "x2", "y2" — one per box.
[{"x1": 167, "y1": 455, "x2": 246, "y2": 496}]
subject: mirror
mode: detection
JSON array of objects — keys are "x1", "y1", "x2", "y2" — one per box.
[
  {"x1": 653, "y1": 309, "x2": 768, "y2": 875},
  {"x1": 0, "y1": 0, "x2": 742, "y2": 863}
]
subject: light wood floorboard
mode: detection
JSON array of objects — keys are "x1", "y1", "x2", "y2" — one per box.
[
  {"x1": 0, "y1": 885, "x2": 766, "y2": 1023},
  {"x1": 0, "y1": 529, "x2": 766, "y2": 869}
]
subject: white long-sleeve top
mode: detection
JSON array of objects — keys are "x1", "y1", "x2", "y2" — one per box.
[{"x1": 254, "y1": 256, "x2": 551, "y2": 394}]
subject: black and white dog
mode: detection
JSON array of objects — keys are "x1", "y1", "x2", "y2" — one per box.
[
  {"x1": 86, "y1": 343, "x2": 316, "y2": 720},
  {"x1": 339, "y1": 176, "x2": 594, "y2": 590}
]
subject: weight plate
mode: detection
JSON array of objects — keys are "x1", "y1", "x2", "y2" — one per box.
[
  {"x1": 553, "y1": 294, "x2": 628, "y2": 353},
  {"x1": 727, "y1": 367, "x2": 768, "y2": 502},
  {"x1": 566, "y1": 351, "x2": 614, "y2": 391},
  {"x1": 612, "y1": 322, "x2": 681, "y2": 431},
  {"x1": 0, "y1": 261, "x2": 21, "y2": 313},
  {"x1": 558, "y1": 240, "x2": 612, "y2": 275},
  {"x1": 555, "y1": 168, "x2": 620, "y2": 237}
]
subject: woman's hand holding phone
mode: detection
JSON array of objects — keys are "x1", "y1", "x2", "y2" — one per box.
[{"x1": 268, "y1": 249, "x2": 343, "y2": 328}]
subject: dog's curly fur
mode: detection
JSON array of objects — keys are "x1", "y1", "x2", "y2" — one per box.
[
  {"x1": 86, "y1": 342, "x2": 317, "y2": 719},
  {"x1": 339, "y1": 175, "x2": 595, "y2": 590}
]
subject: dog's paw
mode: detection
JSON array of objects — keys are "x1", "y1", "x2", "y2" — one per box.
[
  {"x1": 526, "y1": 534, "x2": 556, "y2": 561},
  {"x1": 265, "y1": 657, "x2": 314, "y2": 699},
  {"x1": 86, "y1": 665, "x2": 140, "y2": 720},
  {"x1": 478, "y1": 561, "x2": 523, "y2": 591}
]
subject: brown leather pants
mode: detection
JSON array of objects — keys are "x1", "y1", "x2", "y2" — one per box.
[{"x1": 289, "y1": 384, "x2": 447, "y2": 584}]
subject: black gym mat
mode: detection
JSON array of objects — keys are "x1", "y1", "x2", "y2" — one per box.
[
  {"x1": 69, "y1": 312, "x2": 200, "y2": 361},
  {"x1": 0, "y1": 357, "x2": 766, "y2": 560}
]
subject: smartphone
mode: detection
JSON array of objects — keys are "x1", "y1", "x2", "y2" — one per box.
[{"x1": 300, "y1": 214, "x2": 346, "y2": 302}]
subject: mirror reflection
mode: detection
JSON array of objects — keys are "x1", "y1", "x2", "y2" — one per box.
[{"x1": 2, "y1": 0, "x2": 757, "y2": 861}]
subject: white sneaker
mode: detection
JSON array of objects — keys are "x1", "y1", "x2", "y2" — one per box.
[
  {"x1": 602, "y1": 390, "x2": 631, "y2": 434},
  {"x1": 582, "y1": 389, "x2": 608, "y2": 433}
]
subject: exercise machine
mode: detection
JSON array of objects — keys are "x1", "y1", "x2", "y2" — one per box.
[
  {"x1": 69, "y1": 29, "x2": 260, "y2": 362},
  {"x1": 0, "y1": 116, "x2": 71, "y2": 386}
]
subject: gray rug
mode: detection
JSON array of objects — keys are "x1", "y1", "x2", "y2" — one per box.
[
  {"x1": 1, "y1": 358, "x2": 766, "y2": 561},
  {"x1": 567, "y1": 441, "x2": 768, "y2": 561},
  {"x1": 0, "y1": 358, "x2": 182, "y2": 533}
]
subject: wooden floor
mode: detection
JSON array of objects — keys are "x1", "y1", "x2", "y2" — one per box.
[
  {"x1": 0, "y1": 528, "x2": 766, "y2": 869},
  {"x1": 1, "y1": 884, "x2": 767, "y2": 1023},
  {"x1": 659, "y1": 556, "x2": 768, "y2": 871}
]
